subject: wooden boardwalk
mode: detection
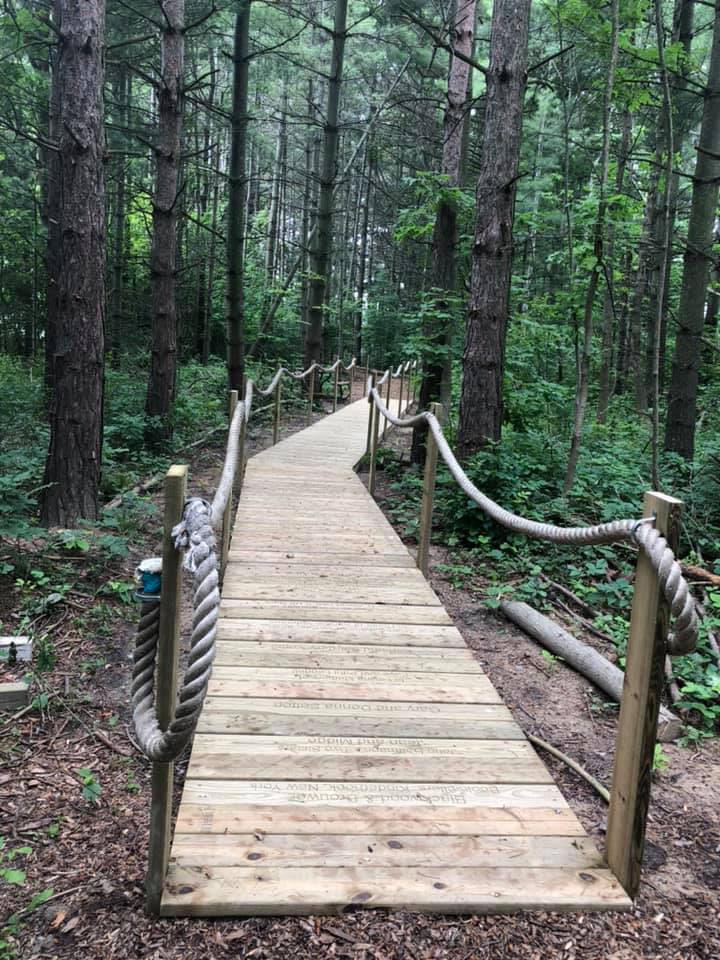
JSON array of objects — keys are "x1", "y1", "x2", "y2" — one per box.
[{"x1": 161, "y1": 399, "x2": 631, "y2": 916}]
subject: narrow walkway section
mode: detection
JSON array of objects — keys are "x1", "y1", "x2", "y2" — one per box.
[{"x1": 161, "y1": 399, "x2": 631, "y2": 915}]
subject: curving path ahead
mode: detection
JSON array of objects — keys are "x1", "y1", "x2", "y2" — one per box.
[{"x1": 160, "y1": 399, "x2": 631, "y2": 916}]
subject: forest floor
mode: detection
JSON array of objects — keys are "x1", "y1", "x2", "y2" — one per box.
[{"x1": 1, "y1": 395, "x2": 719, "y2": 960}]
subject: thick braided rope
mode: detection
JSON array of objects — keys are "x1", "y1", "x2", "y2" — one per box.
[
  {"x1": 131, "y1": 499, "x2": 219, "y2": 761},
  {"x1": 132, "y1": 355, "x2": 368, "y2": 761},
  {"x1": 370, "y1": 388, "x2": 697, "y2": 655}
]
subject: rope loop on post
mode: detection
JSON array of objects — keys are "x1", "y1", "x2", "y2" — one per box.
[{"x1": 132, "y1": 497, "x2": 219, "y2": 762}]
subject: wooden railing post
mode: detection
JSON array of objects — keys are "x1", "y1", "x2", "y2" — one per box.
[
  {"x1": 368, "y1": 395, "x2": 380, "y2": 497},
  {"x1": 220, "y1": 390, "x2": 238, "y2": 575},
  {"x1": 365, "y1": 372, "x2": 376, "y2": 455},
  {"x1": 146, "y1": 464, "x2": 187, "y2": 914},
  {"x1": 273, "y1": 375, "x2": 281, "y2": 445},
  {"x1": 333, "y1": 358, "x2": 340, "y2": 412},
  {"x1": 383, "y1": 370, "x2": 392, "y2": 440},
  {"x1": 398, "y1": 366, "x2": 405, "y2": 416},
  {"x1": 606, "y1": 491, "x2": 682, "y2": 899},
  {"x1": 349, "y1": 363, "x2": 355, "y2": 401},
  {"x1": 417, "y1": 402, "x2": 442, "y2": 577},
  {"x1": 363, "y1": 360, "x2": 370, "y2": 396},
  {"x1": 236, "y1": 399, "x2": 247, "y2": 497},
  {"x1": 306, "y1": 365, "x2": 315, "y2": 426}
]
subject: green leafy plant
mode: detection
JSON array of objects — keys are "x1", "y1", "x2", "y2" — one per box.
[
  {"x1": 76, "y1": 768, "x2": 102, "y2": 803},
  {"x1": 652, "y1": 745, "x2": 670, "y2": 774}
]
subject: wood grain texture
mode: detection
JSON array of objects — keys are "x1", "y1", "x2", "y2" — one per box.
[{"x1": 162, "y1": 398, "x2": 629, "y2": 916}]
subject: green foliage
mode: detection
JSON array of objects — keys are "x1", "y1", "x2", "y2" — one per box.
[{"x1": 76, "y1": 768, "x2": 102, "y2": 804}]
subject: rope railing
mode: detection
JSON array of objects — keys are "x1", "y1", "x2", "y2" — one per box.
[
  {"x1": 367, "y1": 384, "x2": 697, "y2": 656},
  {"x1": 134, "y1": 352, "x2": 396, "y2": 912},
  {"x1": 366, "y1": 377, "x2": 701, "y2": 901},
  {"x1": 132, "y1": 355, "x2": 362, "y2": 768}
]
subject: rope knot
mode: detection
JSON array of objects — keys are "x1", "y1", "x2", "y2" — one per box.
[{"x1": 172, "y1": 498, "x2": 212, "y2": 572}]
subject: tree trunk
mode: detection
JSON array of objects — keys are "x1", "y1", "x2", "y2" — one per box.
[
  {"x1": 596, "y1": 108, "x2": 631, "y2": 421},
  {"x1": 564, "y1": 0, "x2": 619, "y2": 493},
  {"x1": 265, "y1": 91, "x2": 287, "y2": 282},
  {"x1": 305, "y1": 0, "x2": 348, "y2": 368},
  {"x1": 43, "y1": 0, "x2": 62, "y2": 408},
  {"x1": 226, "y1": 0, "x2": 251, "y2": 391},
  {"x1": 145, "y1": 0, "x2": 184, "y2": 443},
  {"x1": 645, "y1": 0, "x2": 695, "y2": 398},
  {"x1": 412, "y1": 0, "x2": 476, "y2": 465},
  {"x1": 665, "y1": 0, "x2": 720, "y2": 459},
  {"x1": 40, "y1": 0, "x2": 106, "y2": 526},
  {"x1": 354, "y1": 138, "x2": 372, "y2": 362},
  {"x1": 457, "y1": 0, "x2": 531, "y2": 458},
  {"x1": 109, "y1": 65, "x2": 129, "y2": 357}
]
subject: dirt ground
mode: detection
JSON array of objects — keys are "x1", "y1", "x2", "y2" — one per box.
[{"x1": 1, "y1": 395, "x2": 719, "y2": 960}]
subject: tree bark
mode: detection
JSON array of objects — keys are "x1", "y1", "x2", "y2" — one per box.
[
  {"x1": 226, "y1": 0, "x2": 251, "y2": 391},
  {"x1": 305, "y1": 0, "x2": 348, "y2": 368},
  {"x1": 145, "y1": 0, "x2": 184, "y2": 443},
  {"x1": 665, "y1": 0, "x2": 720, "y2": 458},
  {"x1": 564, "y1": 0, "x2": 619, "y2": 493},
  {"x1": 457, "y1": 0, "x2": 531, "y2": 458},
  {"x1": 412, "y1": 0, "x2": 476, "y2": 465},
  {"x1": 109, "y1": 64, "x2": 129, "y2": 357},
  {"x1": 40, "y1": 0, "x2": 106, "y2": 526},
  {"x1": 42, "y1": 0, "x2": 62, "y2": 408},
  {"x1": 597, "y1": 108, "x2": 631, "y2": 421}
]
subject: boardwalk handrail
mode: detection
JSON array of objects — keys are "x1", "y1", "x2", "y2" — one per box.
[
  {"x1": 133, "y1": 354, "x2": 375, "y2": 911},
  {"x1": 366, "y1": 376, "x2": 699, "y2": 899},
  {"x1": 132, "y1": 356, "x2": 360, "y2": 765}
]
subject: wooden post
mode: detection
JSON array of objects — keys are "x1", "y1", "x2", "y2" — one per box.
[
  {"x1": 383, "y1": 371, "x2": 392, "y2": 440},
  {"x1": 333, "y1": 359, "x2": 340, "y2": 412},
  {"x1": 146, "y1": 464, "x2": 187, "y2": 914},
  {"x1": 273, "y1": 376, "x2": 281, "y2": 445},
  {"x1": 306, "y1": 366, "x2": 315, "y2": 426},
  {"x1": 398, "y1": 367, "x2": 404, "y2": 416},
  {"x1": 417, "y1": 403, "x2": 442, "y2": 577},
  {"x1": 606, "y1": 491, "x2": 682, "y2": 899},
  {"x1": 237, "y1": 406, "x2": 247, "y2": 497},
  {"x1": 365, "y1": 373, "x2": 376, "y2": 454},
  {"x1": 350, "y1": 363, "x2": 355, "y2": 402},
  {"x1": 221, "y1": 390, "x2": 238, "y2": 575},
  {"x1": 368, "y1": 398, "x2": 380, "y2": 497},
  {"x1": 363, "y1": 361, "x2": 369, "y2": 396}
]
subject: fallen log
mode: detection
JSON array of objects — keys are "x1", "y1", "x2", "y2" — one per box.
[
  {"x1": 683, "y1": 563, "x2": 720, "y2": 588},
  {"x1": 500, "y1": 600, "x2": 682, "y2": 742}
]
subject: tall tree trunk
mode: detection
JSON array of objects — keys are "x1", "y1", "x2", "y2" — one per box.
[
  {"x1": 299, "y1": 80, "x2": 315, "y2": 343},
  {"x1": 145, "y1": 0, "x2": 184, "y2": 443},
  {"x1": 41, "y1": 0, "x2": 106, "y2": 526},
  {"x1": 564, "y1": 0, "x2": 619, "y2": 493},
  {"x1": 457, "y1": 0, "x2": 531, "y2": 458},
  {"x1": 203, "y1": 141, "x2": 221, "y2": 363},
  {"x1": 665, "y1": 0, "x2": 720, "y2": 458},
  {"x1": 651, "y1": 0, "x2": 675, "y2": 488},
  {"x1": 354, "y1": 138, "x2": 372, "y2": 362},
  {"x1": 109, "y1": 65, "x2": 129, "y2": 357},
  {"x1": 226, "y1": 0, "x2": 251, "y2": 391},
  {"x1": 305, "y1": 0, "x2": 348, "y2": 368},
  {"x1": 597, "y1": 108, "x2": 631, "y2": 421},
  {"x1": 412, "y1": 0, "x2": 476, "y2": 464},
  {"x1": 43, "y1": 0, "x2": 62, "y2": 408},
  {"x1": 265, "y1": 91, "x2": 287, "y2": 282},
  {"x1": 645, "y1": 0, "x2": 695, "y2": 396}
]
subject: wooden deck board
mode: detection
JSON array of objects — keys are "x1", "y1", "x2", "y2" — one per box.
[{"x1": 162, "y1": 398, "x2": 631, "y2": 916}]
